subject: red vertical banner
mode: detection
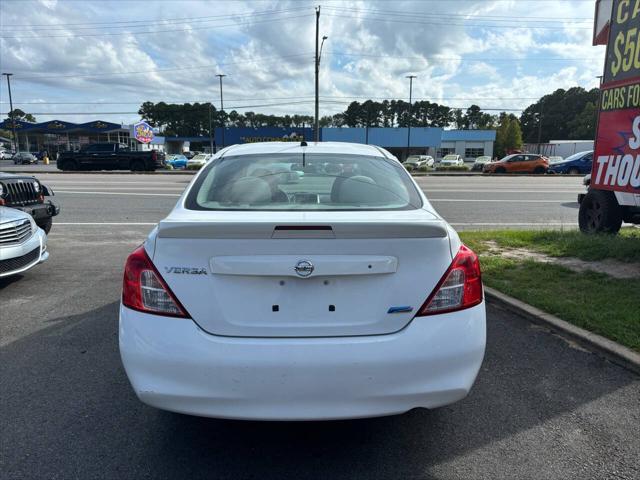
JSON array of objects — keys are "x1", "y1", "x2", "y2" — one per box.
[
  {"x1": 592, "y1": 0, "x2": 640, "y2": 194},
  {"x1": 592, "y1": 84, "x2": 640, "y2": 193}
]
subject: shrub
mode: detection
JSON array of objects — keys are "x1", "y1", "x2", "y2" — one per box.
[
  {"x1": 186, "y1": 163, "x2": 203, "y2": 170},
  {"x1": 435, "y1": 165, "x2": 470, "y2": 172}
]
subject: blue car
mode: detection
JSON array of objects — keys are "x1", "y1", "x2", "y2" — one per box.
[
  {"x1": 166, "y1": 154, "x2": 188, "y2": 169},
  {"x1": 547, "y1": 150, "x2": 593, "y2": 174}
]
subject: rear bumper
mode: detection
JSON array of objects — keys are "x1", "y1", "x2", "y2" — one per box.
[{"x1": 119, "y1": 302, "x2": 486, "y2": 421}]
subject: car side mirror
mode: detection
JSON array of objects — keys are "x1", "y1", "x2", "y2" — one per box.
[{"x1": 42, "y1": 185, "x2": 54, "y2": 196}]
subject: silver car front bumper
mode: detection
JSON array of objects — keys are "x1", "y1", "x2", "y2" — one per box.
[{"x1": 0, "y1": 227, "x2": 48, "y2": 278}]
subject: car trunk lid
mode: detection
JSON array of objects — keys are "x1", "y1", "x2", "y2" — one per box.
[{"x1": 153, "y1": 210, "x2": 453, "y2": 337}]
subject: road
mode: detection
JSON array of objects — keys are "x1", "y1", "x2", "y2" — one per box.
[
  {"x1": 2, "y1": 171, "x2": 638, "y2": 479},
  {"x1": 2, "y1": 170, "x2": 586, "y2": 228}
]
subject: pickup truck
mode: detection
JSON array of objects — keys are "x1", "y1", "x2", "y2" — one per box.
[{"x1": 57, "y1": 143, "x2": 165, "y2": 172}]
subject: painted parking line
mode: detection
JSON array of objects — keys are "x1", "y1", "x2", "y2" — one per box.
[
  {"x1": 54, "y1": 190, "x2": 181, "y2": 197},
  {"x1": 54, "y1": 222, "x2": 158, "y2": 225}
]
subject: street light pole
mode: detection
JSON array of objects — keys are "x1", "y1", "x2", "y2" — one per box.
[
  {"x1": 314, "y1": 6, "x2": 320, "y2": 142},
  {"x1": 2, "y1": 73, "x2": 17, "y2": 153},
  {"x1": 216, "y1": 74, "x2": 226, "y2": 149},
  {"x1": 208, "y1": 103, "x2": 214, "y2": 153},
  {"x1": 406, "y1": 75, "x2": 416, "y2": 160}
]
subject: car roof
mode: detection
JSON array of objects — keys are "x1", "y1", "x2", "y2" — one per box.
[{"x1": 219, "y1": 141, "x2": 390, "y2": 159}]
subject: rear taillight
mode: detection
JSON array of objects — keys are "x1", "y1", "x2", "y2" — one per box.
[
  {"x1": 122, "y1": 245, "x2": 189, "y2": 318},
  {"x1": 151, "y1": 150, "x2": 157, "y2": 161},
  {"x1": 416, "y1": 245, "x2": 483, "y2": 316}
]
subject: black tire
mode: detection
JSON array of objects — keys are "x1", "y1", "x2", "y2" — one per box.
[
  {"x1": 495, "y1": 167, "x2": 506, "y2": 174},
  {"x1": 130, "y1": 160, "x2": 145, "y2": 172},
  {"x1": 568, "y1": 168, "x2": 580, "y2": 175},
  {"x1": 578, "y1": 189, "x2": 623, "y2": 234},
  {"x1": 38, "y1": 217, "x2": 53, "y2": 234},
  {"x1": 533, "y1": 166, "x2": 546, "y2": 174},
  {"x1": 61, "y1": 160, "x2": 78, "y2": 171}
]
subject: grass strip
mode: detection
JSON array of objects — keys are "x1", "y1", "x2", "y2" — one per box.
[
  {"x1": 459, "y1": 231, "x2": 640, "y2": 352},
  {"x1": 461, "y1": 228, "x2": 640, "y2": 262}
]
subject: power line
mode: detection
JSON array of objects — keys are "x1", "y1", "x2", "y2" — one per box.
[
  {"x1": 322, "y1": 5, "x2": 592, "y2": 24},
  {"x1": 2, "y1": 101, "x2": 527, "y2": 116},
  {"x1": 0, "y1": 6, "x2": 310, "y2": 30},
  {"x1": 0, "y1": 13, "x2": 314, "y2": 38},
  {"x1": 323, "y1": 13, "x2": 593, "y2": 30},
  {"x1": 328, "y1": 51, "x2": 602, "y2": 62},
  {"x1": 0, "y1": 94, "x2": 576, "y2": 106}
]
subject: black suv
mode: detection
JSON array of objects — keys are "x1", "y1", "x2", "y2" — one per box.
[{"x1": 0, "y1": 172, "x2": 60, "y2": 233}]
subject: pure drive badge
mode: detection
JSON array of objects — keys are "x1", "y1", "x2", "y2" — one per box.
[{"x1": 164, "y1": 267, "x2": 208, "y2": 275}]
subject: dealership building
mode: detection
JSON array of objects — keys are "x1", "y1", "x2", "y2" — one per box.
[{"x1": 0, "y1": 119, "x2": 495, "y2": 161}]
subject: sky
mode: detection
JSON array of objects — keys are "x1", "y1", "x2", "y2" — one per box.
[{"x1": 0, "y1": 0, "x2": 606, "y2": 125}]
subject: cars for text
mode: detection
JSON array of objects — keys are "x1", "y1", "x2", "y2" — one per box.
[
  {"x1": 483, "y1": 154, "x2": 548, "y2": 174},
  {"x1": 0, "y1": 206, "x2": 48, "y2": 278},
  {"x1": 547, "y1": 151, "x2": 592, "y2": 175},
  {"x1": 403, "y1": 155, "x2": 435, "y2": 169},
  {"x1": 471, "y1": 156, "x2": 492, "y2": 171},
  {"x1": 119, "y1": 141, "x2": 486, "y2": 421},
  {"x1": 0, "y1": 172, "x2": 60, "y2": 233},
  {"x1": 439, "y1": 154, "x2": 464, "y2": 166}
]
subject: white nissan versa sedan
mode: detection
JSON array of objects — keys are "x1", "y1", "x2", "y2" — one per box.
[{"x1": 119, "y1": 142, "x2": 486, "y2": 421}]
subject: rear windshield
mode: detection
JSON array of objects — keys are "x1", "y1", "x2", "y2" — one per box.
[{"x1": 185, "y1": 153, "x2": 422, "y2": 211}]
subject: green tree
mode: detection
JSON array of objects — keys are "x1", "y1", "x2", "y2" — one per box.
[
  {"x1": 494, "y1": 113, "x2": 522, "y2": 158},
  {"x1": 505, "y1": 116, "x2": 523, "y2": 152},
  {"x1": 567, "y1": 101, "x2": 597, "y2": 139},
  {"x1": 7, "y1": 109, "x2": 36, "y2": 123},
  {"x1": 520, "y1": 87, "x2": 599, "y2": 143}
]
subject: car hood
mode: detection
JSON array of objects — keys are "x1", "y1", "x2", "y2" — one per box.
[
  {"x1": 0, "y1": 206, "x2": 33, "y2": 223},
  {"x1": 0, "y1": 172, "x2": 36, "y2": 181}
]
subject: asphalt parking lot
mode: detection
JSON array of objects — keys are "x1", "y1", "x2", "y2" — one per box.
[{"x1": 2, "y1": 172, "x2": 639, "y2": 479}]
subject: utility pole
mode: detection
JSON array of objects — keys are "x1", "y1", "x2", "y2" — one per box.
[
  {"x1": 2, "y1": 73, "x2": 17, "y2": 153},
  {"x1": 536, "y1": 101, "x2": 543, "y2": 151},
  {"x1": 216, "y1": 74, "x2": 226, "y2": 149},
  {"x1": 314, "y1": 6, "x2": 327, "y2": 142},
  {"x1": 406, "y1": 75, "x2": 416, "y2": 160},
  {"x1": 208, "y1": 103, "x2": 214, "y2": 153}
]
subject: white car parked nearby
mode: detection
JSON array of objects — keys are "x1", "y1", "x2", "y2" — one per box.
[
  {"x1": 439, "y1": 154, "x2": 465, "y2": 166},
  {"x1": 403, "y1": 155, "x2": 435, "y2": 169},
  {"x1": 186, "y1": 153, "x2": 212, "y2": 168},
  {"x1": 119, "y1": 141, "x2": 486, "y2": 421},
  {"x1": 0, "y1": 207, "x2": 49, "y2": 278}
]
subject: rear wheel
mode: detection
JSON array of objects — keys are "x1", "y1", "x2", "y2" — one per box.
[
  {"x1": 578, "y1": 189, "x2": 623, "y2": 234},
  {"x1": 131, "y1": 160, "x2": 145, "y2": 172}
]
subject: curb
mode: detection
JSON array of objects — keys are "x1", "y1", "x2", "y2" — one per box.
[{"x1": 484, "y1": 286, "x2": 640, "y2": 375}]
